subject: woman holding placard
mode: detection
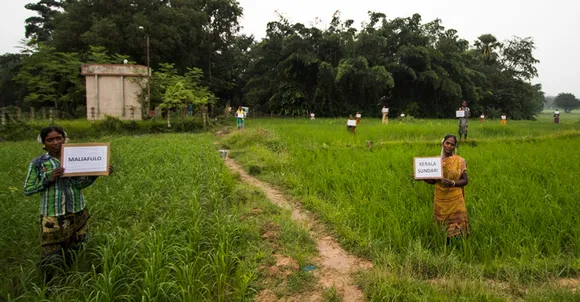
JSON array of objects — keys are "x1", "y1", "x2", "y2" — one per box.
[
  {"x1": 381, "y1": 106, "x2": 389, "y2": 124},
  {"x1": 500, "y1": 113, "x2": 507, "y2": 125},
  {"x1": 553, "y1": 109, "x2": 560, "y2": 124},
  {"x1": 24, "y1": 126, "x2": 112, "y2": 279},
  {"x1": 347, "y1": 114, "x2": 357, "y2": 133},
  {"x1": 355, "y1": 112, "x2": 362, "y2": 125},
  {"x1": 457, "y1": 101, "x2": 470, "y2": 140},
  {"x1": 421, "y1": 134, "x2": 469, "y2": 243},
  {"x1": 236, "y1": 106, "x2": 245, "y2": 129}
]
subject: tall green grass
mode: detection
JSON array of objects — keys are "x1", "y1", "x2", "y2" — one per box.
[
  {"x1": 222, "y1": 112, "x2": 580, "y2": 284},
  {"x1": 0, "y1": 134, "x2": 289, "y2": 300}
]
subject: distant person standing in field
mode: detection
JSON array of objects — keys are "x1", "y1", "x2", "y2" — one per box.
[
  {"x1": 347, "y1": 114, "x2": 357, "y2": 133},
  {"x1": 480, "y1": 113, "x2": 485, "y2": 123},
  {"x1": 554, "y1": 109, "x2": 560, "y2": 124},
  {"x1": 355, "y1": 112, "x2": 362, "y2": 125},
  {"x1": 458, "y1": 101, "x2": 470, "y2": 140},
  {"x1": 310, "y1": 112, "x2": 315, "y2": 120},
  {"x1": 501, "y1": 113, "x2": 507, "y2": 125},
  {"x1": 381, "y1": 106, "x2": 389, "y2": 124},
  {"x1": 24, "y1": 126, "x2": 113, "y2": 279},
  {"x1": 236, "y1": 107, "x2": 245, "y2": 129},
  {"x1": 419, "y1": 134, "x2": 469, "y2": 243}
]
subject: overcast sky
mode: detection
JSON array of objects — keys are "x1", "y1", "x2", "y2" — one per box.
[{"x1": 2, "y1": 0, "x2": 579, "y2": 97}]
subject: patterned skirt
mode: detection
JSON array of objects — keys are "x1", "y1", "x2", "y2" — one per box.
[
  {"x1": 40, "y1": 210, "x2": 90, "y2": 258},
  {"x1": 434, "y1": 187, "x2": 469, "y2": 238}
]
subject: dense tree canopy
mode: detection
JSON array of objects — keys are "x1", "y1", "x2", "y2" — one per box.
[
  {"x1": 554, "y1": 93, "x2": 579, "y2": 113},
  {"x1": 242, "y1": 12, "x2": 544, "y2": 118},
  {"x1": 0, "y1": 2, "x2": 548, "y2": 119}
]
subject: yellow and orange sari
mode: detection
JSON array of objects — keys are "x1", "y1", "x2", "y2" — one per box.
[{"x1": 434, "y1": 155, "x2": 469, "y2": 238}]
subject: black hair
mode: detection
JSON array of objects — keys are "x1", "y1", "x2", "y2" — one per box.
[
  {"x1": 443, "y1": 134, "x2": 457, "y2": 145},
  {"x1": 40, "y1": 126, "x2": 66, "y2": 143}
]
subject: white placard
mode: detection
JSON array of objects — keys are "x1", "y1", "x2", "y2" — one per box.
[
  {"x1": 555, "y1": 111, "x2": 560, "y2": 115},
  {"x1": 356, "y1": 114, "x2": 361, "y2": 118},
  {"x1": 501, "y1": 115, "x2": 507, "y2": 120},
  {"x1": 382, "y1": 108, "x2": 389, "y2": 113},
  {"x1": 414, "y1": 157, "x2": 443, "y2": 179},
  {"x1": 236, "y1": 113, "x2": 244, "y2": 118},
  {"x1": 347, "y1": 119, "x2": 357, "y2": 126},
  {"x1": 456, "y1": 110, "x2": 465, "y2": 118},
  {"x1": 480, "y1": 115, "x2": 485, "y2": 119},
  {"x1": 61, "y1": 143, "x2": 110, "y2": 176}
]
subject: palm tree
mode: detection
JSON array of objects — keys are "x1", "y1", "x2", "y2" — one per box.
[{"x1": 474, "y1": 34, "x2": 502, "y2": 64}]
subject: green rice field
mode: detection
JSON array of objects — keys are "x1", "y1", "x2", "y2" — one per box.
[
  {"x1": 0, "y1": 134, "x2": 315, "y2": 300},
  {"x1": 1, "y1": 110, "x2": 579, "y2": 300},
  {"x1": 220, "y1": 111, "x2": 580, "y2": 299}
]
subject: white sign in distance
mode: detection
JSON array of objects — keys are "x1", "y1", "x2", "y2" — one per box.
[
  {"x1": 382, "y1": 108, "x2": 389, "y2": 113},
  {"x1": 61, "y1": 143, "x2": 110, "y2": 177},
  {"x1": 356, "y1": 114, "x2": 362, "y2": 118},
  {"x1": 480, "y1": 115, "x2": 485, "y2": 119},
  {"x1": 456, "y1": 110, "x2": 465, "y2": 118},
  {"x1": 501, "y1": 115, "x2": 507, "y2": 120},
  {"x1": 347, "y1": 119, "x2": 357, "y2": 126},
  {"x1": 414, "y1": 157, "x2": 443, "y2": 180},
  {"x1": 236, "y1": 113, "x2": 244, "y2": 118}
]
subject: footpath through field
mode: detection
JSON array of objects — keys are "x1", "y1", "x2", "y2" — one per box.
[{"x1": 225, "y1": 157, "x2": 372, "y2": 302}]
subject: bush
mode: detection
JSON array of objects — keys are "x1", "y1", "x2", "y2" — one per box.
[{"x1": 0, "y1": 116, "x2": 208, "y2": 141}]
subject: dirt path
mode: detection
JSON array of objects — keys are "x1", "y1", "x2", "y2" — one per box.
[{"x1": 225, "y1": 157, "x2": 372, "y2": 302}]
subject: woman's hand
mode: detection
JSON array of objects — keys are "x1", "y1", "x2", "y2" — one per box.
[
  {"x1": 441, "y1": 178, "x2": 455, "y2": 187},
  {"x1": 50, "y1": 167, "x2": 65, "y2": 182}
]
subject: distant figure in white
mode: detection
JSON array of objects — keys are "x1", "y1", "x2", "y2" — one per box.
[{"x1": 310, "y1": 112, "x2": 315, "y2": 120}]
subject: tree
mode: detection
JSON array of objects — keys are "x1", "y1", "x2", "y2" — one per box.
[
  {"x1": 24, "y1": 0, "x2": 63, "y2": 43},
  {"x1": 474, "y1": 34, "x2": 502, "y2": 65},
  {"x1": 13, "y1": 44, "x2": 84, "y2": 117},
  {"x1": 0, "y1": 54, "x2": 27, "y2": 107},
  {"x1": 501, "y1": 36, "x2": 539, "y2": 81},
  {"x1": 153, "y1": 63, "x2": 215, "y2": 112},
  {"x1": 554, "y1": 93, "x2": 580, "y2": 113}
]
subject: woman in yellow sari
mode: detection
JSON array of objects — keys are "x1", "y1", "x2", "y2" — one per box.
[{"x1": 422, "y1": 134, "x2": 469, "y2": 242}]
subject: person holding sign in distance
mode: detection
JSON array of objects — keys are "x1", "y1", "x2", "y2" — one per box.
[
  {"x1": 457, "y1": 101, "x2": 470, "y2": 140},
  {"x1": 236, "y1": 106, "x2": 245, "y2": 129},
  {"x1": 480, "y1": 113, "x2": 485, "y2": 123},
  {"x1": 381, "y1": 106, "x2": 389, "y2": 124},
  {"x1": 553, "y1": 109, "x2": 560, "y2": 124},
  {"x1": 500, "y1": 113, "x2": 507, "y2": 125},
  {"x1": 24, "y1": 127, "x2": 113, "y2": 280},
  {"x1": 347, "y1": 114, "x2": 357, "y2": 134},
  {"x1": 418, "y1": 134, "x2": 469, "y2": 244},
  {"x1": 355, "y1": 112, "x2": 362, "y2": 125}
]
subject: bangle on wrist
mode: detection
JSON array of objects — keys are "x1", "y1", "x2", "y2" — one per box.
[{"x1": 451, "y1": 180, "x2": 455, "y2": 187}]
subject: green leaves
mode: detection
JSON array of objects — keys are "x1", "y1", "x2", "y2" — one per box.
[
  {"x1": 13, "y1": 44, "x2": 83, "y2": 112},
  {"x1": 554, "y1": 93, "x2": 579, "y2": 112},
  {"x1": 153, "y1": 63, "x2": 216, "y2": 111}
]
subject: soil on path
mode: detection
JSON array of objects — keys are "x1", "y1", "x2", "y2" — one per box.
[{"x1": 225, "y1": 157, "x2": 372, "y2": 302}]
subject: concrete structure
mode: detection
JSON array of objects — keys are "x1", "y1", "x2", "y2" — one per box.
[{"x1": 81, "y1": 64, "x2": 149, "y2": 120}]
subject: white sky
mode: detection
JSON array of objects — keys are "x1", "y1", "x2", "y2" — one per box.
[{"x1": 2, "y1": 0, "x2": 579, "y2": 97}]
